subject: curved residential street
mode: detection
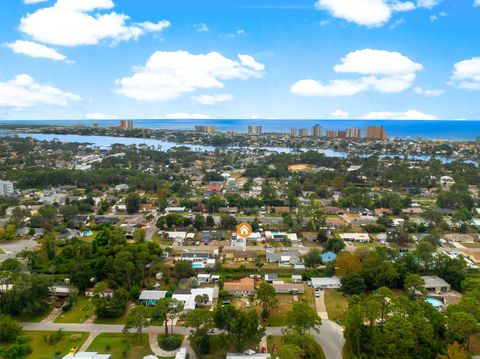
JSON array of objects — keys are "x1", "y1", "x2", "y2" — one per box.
[{"x1": 22, "y1": 321, "x2": 345, "y2": 359}]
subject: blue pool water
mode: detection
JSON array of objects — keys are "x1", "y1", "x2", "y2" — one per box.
[
  {"x1": 425, "y1": 297, "x2": 443, "y2": 308},
  {"x1": 192, "y1": 263, "x2": 204, "y2": 269}
]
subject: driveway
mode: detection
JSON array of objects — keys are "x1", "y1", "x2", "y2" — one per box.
[
  {"x1": 146, "y1": 214, "x2": 159, "y2": 242},
  {"x1": 315, "y1": 289, "x2": 329, "y2": 320}
]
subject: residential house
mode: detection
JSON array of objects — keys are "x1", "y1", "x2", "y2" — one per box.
[
  {"x1": 200, "y1": 231, "x2": 224, "y2": 244},
  {"x1": 164, "y1": 207, "x2": 187, "y2": 214},
  {"x1": 291, "y1": 275, "x2": 302, "y2": 284},
  {"x1": 63, "y1": 352, "x2": 111, "y2": 359},
  {"x1": 172, "y1": 287, "x2": 215, "y2": 311},
  {"x1": 272, "y1": 283, "x2": 305, "y2": 294},
  {"x1": 264, "y1": 274, "x2": 278, "y2": 283},
  {"x1": 197, "y1": 274, "x2": 220, "y2": 284},
  {"x1": 224, "y1": 277, "x2": 256, "y2": 297},
  {"x1": 340, "y1": 233, "x2": 370, "y2": 243},
  {"x1": 226, "y1": 351, "x2": 270, "y2": 359},
  {"x1": 219, "y1": 207, "x2": 238, "y2": 214},
  {"x1": 266, "y1": 250, "x2": 300, "y2": 265},
  {"x1": 225, "y1": 250, "x2": 259, "y2": 262},
  {"x1": 95, "y1": 216, "x2": 120, "y2": 225},
  {"x1": 139, "y1": 290, "x2": 167, "y2": 306},
  {"x1": 180, "y1": 252, "x2": 210, "y2": 262},
  {"x1": 311, "y1": 277, "x2": 341, "y2": 290},
  {"x1": 421, "y1": 276, "x2": 451, "y2": 293}
]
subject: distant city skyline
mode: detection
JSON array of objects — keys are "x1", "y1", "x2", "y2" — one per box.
[{"x1": 1, "y1": 0, "x2": 480, "y2": 120}]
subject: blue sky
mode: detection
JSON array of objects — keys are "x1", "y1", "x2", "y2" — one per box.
[{"x1": 0, "y1": 0, "x2": 479, "y2": 120}]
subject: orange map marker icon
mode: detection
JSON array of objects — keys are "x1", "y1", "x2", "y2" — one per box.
[{"x1": 236, "y1": 222, "x2": 252, "y2": 239}]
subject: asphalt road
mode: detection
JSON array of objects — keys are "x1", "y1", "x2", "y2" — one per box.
[
  {"x1": 0, "y1": 239, "x2": 37, "y2": 262},
  {"x1": 146, "y1": 214, "x2": 160, "y2": 242},
  {"x1": 23, "y1": 321, "x2": 345, "y2": 359}
]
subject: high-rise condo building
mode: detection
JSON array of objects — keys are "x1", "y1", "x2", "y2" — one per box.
[
  {"x1": 0, "y1": 181, "x2": 14, "y2": 197},
  {"x1": 290, "y1": 128, "x2": 298, "y2": 137},
  {"x1": 195, "y1": 125, "x2": 216, "y2": 134},
  {"x1": 326, "y1": 130, "x2": 337, "y2": 138},
  {"x1": 312, "y1": 124, "x2": 322, "y2": 137},
  {"x1": 346, "y1": 128, "x2": 362, "y2": 139},
  {"x1": 299, "y1": 128, "x2": 308, "y2": 137},
  {"x1": 248, "y1": 125, "x2": 263, "y2": 135},
  {"x1": 366, "y1": 126, "x2": 387, "y2": 140},
  {"x1": 120, "y1": 120, "x2": 134, "y2": 129}
]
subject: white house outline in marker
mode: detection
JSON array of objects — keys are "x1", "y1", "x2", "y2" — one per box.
[{"x1": 236, "y1": 222, "x2": 252, "y2": 252}]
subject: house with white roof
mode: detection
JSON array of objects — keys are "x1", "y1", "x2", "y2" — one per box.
[
  {"x1": 172, "y1": 287, "x2": 216, "y2": 311},
  {"x1": 339, "y1": 233, "x2": 370, "y2": 243},
  {"x1": 63, "y1": 352, "x2": 110, "y2": 359},
  {"x1": 311, "y1": 277, "x2": 341, "y2": 290}
]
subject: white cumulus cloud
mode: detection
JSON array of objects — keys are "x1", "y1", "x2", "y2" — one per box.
[
  {"x1": 6, "y1": 40, "x2": 66, "y2": 61},
  {"x1": 414, "y1": 87, "x2": 445, "y2": 96},
  {"x1": 194, "y1": 23, "x2": 209, "y2": 32},
  {"x1": 361, "y1": 109, "x2": 436, "y2": 120},
  {"x1": 315, "y1": 0, "x2": 391, "y2": 27},
  {"x1": 18, "y1": 0, "x2": 170, "y2": 47},
  {"x1": 0, "y1": 74, "x2": 81, "y2": 108},
  {"x1": 164, "y1": 113, "x2": 213, "y2": 119},
  {"x1": 115, "y1": 51, "x2": 264, "y2": 102},
  {"x1": 86, "y1": 113, "x2": 119, "y2": 119},
  {"x1": 450, "y1": 57, "x2": 480, "y2": 90},
  {"x1": 330, "y1": 110, "x2": 350, "y2": 119},
  {"x1": 192, "y1": 94, "x2": 233, "y2": 105},
  {"x1": 291, "y1": 49, "x2": 422, "y2": 97},
  {"x1": 315, "y1": 0, "x2": 440, "y2": 27}
]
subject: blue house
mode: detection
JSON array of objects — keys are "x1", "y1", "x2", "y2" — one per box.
[{"x1": 321, "y1": 251, "x2": 337, "y2": 263}]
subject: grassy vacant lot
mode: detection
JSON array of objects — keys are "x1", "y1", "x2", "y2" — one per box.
[
  {"x1": 324, "y1": 290, "x2": 349, "y2": 323},
  {"x1": 232, "y1": 291, "x2": 316, "y2": 327},
  {"x1": 87, "y1": 333, "x2": 152, "y2": 359},
  {"x1": 93, "y1": 304, "x2": 131, "y2": 325},
  {"x1": 267, "y1": 335, "x2": 326, "y2": 359},
  {"x1": 55, "y1": 296, "x2": 95, "y2": 323},
  {"x1": 15, "y1": 331, "x2": 88, "y2": 359},
  {"x1": 263, "y1": 294, "x2": 304, "y2": 327},
  {"x1": 14, "y1": 304, "x2": 55, "y2": 323}
]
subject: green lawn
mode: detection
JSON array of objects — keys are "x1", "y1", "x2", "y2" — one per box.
[
  {"x1": 262, "y1": 295, "x2": 304, "y2": 327},
  {"x1": 267, "y1": 335, "x2": 326, "y2": 359},
  {"x1": 352, "y1": 242, "x2": 380, "y2": 249},
  {"x1": 462, "y1": 243, "x2": 480, "y2": 248},
  {"x1": 267, "y1": 335, "x2": 283, "y2": 353},
  {"x1": 55, "y1": 296, "x2": 95, "y2": 323},
  {"x1": 324, "y1": 290, "x2": 349, "y2": 323},
  {"x1": 87, "y1": 333, "x2": 153, "y2": 359},
  {"x1": 16, "y1": 331, "x2": 87, "y2": 359},
  {"x1": 93, "y1": 304, "x2": 131, "y2": 325}
]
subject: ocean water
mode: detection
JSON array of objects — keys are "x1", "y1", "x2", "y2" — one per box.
[{"x1": 1, "y1": 119, "x2": 480, "y2": 140}]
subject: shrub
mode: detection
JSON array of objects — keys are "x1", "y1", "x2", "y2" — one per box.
[
  {"x1": 43, "y1": 330, "x2": 64, "y2": 345},
  {"x1": 159, "y1": 334, "x2": 183, "y2": 351},
  {"x1": 0, "y1": 315, "x2": 22, "y2": 343},
  {"x1": 70, "y1": 334, "x2": 82, "y2": 342}
]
